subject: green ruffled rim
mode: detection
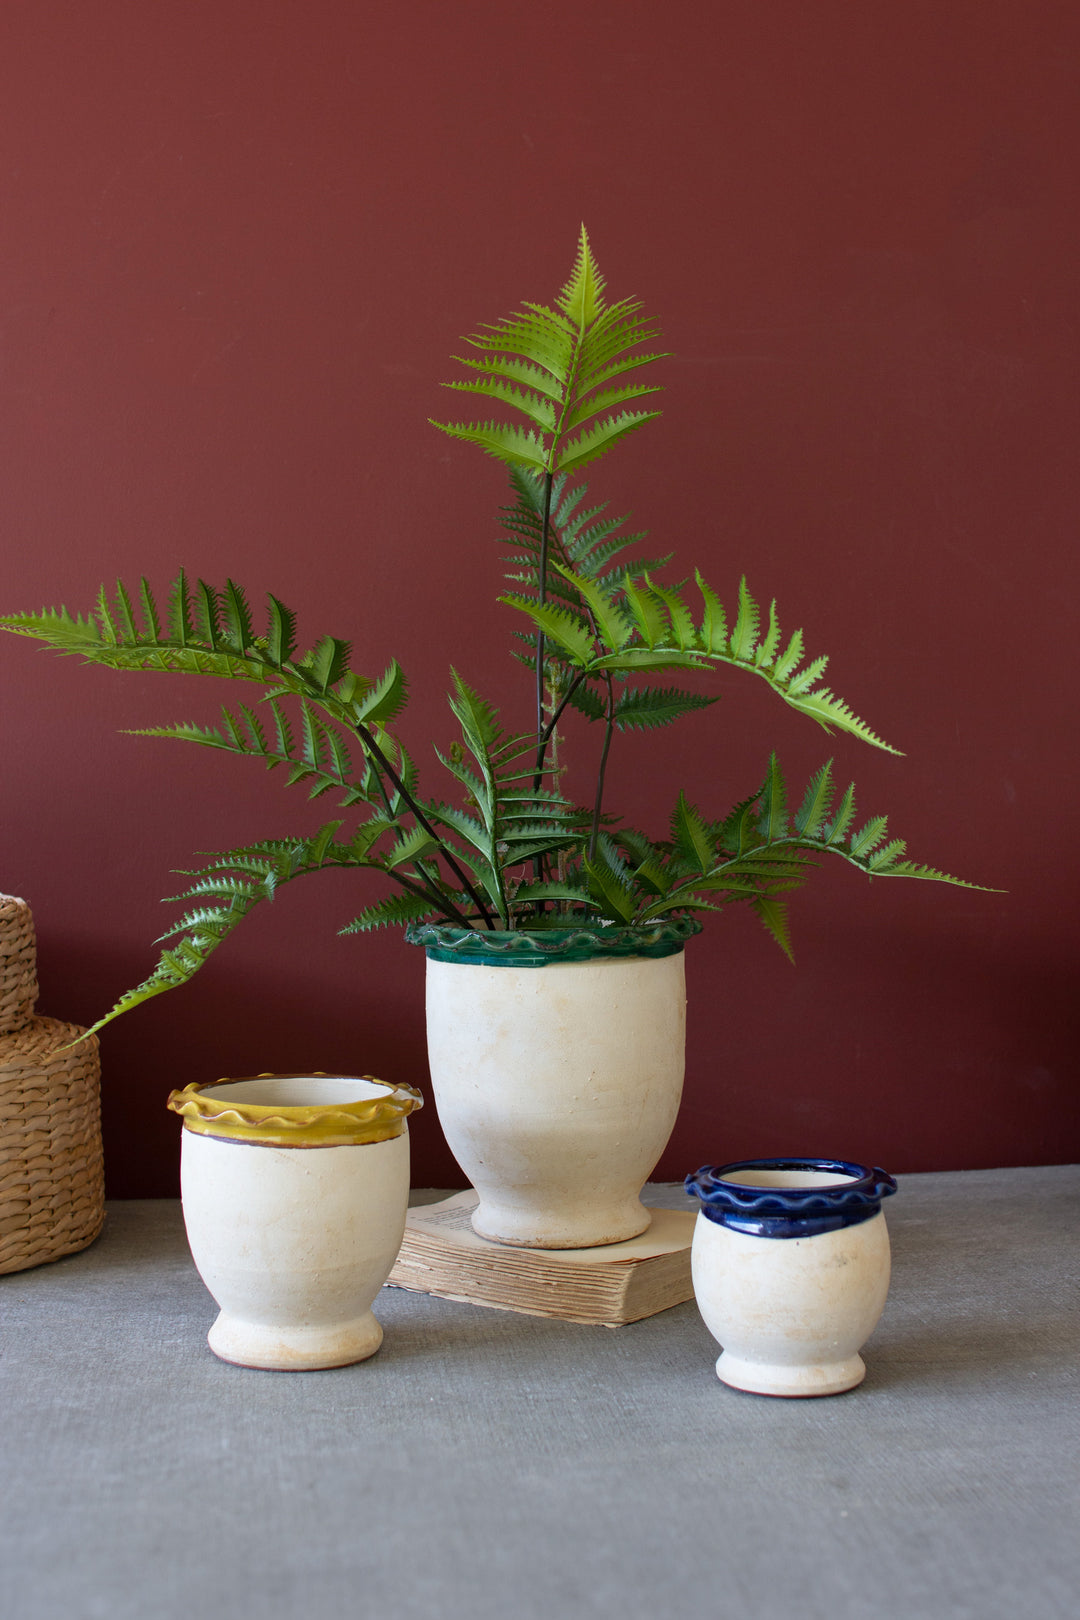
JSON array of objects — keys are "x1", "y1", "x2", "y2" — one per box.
[{"x1": 404, "y1": 915, "x2": 702, "y2": 966}]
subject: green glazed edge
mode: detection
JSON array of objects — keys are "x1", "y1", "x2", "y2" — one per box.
[{"x1": 404, "y1": 915, "x2": 703, "y2": 966}]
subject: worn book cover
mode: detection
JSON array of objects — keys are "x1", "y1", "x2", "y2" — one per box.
[{"x1": 387, "y1": 1190, "x2": 696, "y2": 1326}]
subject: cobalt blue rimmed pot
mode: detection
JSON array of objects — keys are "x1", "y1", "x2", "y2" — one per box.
[{"x1": 684, "y1": 1158, "x2": 898, "y2": 1397}]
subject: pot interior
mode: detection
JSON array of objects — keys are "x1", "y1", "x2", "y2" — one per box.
[
  {"x1": 722, "y1": 1168, "x2": 857, "y2": 1190},
  {"x1": 204, "y1": 1075, "x2": 390, "y2": 1109}
]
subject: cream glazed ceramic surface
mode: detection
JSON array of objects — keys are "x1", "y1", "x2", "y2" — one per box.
[
  {"x1": 686, "y1": 1160, "x2": 897, "y2": 1397},
  {"x1": 173, "y1": 1075, "x2": 419, "y2": 1370},
  {"x1": 424, "y1": 948, "x2": 688, "y2": 1248}
]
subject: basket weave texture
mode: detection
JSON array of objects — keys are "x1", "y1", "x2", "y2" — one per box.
[
  {"x1": 0, "y1": 895, "x2": 39, "y2": 1034},
  {"x1": 0, "y1": 895, "x2": 104, "y2": 1275}
]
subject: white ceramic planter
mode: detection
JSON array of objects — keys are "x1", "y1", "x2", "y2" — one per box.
[
  {"x1": 685, "y1": 1158, "x2": 897, "y2": 1397},
  {"x1": 167, "y1": 1073, "x2": 422, "y2": 1370},
  {"x1": 409, "y1": 921, "x2": 698, "y2": 1249}
]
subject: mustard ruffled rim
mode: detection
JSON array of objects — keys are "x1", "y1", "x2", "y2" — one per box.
[{"x1": 167, "y1": 1073, "x2": 424, "y2": 1147}]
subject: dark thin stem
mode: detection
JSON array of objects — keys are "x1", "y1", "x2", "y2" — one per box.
[
  {"x1": 384, "y1": 866, "x2": 471, "y2": 926},
  {"x1": 538, "y1": 669, "x2": 588, "y2": 751},
  {"x1": 354, "y1": 728, "x2": 470, "y2": 923},
  {"x1": 531, "y1": 471, "x2": 555, "y2": 886},
  {"x1": 588, "y1": 673, "x2": 616, "y2": 862},
  {"x1": 533, "y1": 471, "x2": 555, "y2": 743},
  {"x1": 353, "y1": 719, "x2": 496, "y2": 928}
]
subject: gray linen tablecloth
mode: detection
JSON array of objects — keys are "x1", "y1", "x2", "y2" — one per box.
[{"x1": 1, "y1": 1166, "x2": 1077, "y2": 1620}]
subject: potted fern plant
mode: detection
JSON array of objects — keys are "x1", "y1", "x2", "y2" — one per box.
[{"x1": 0, "y1": 228, "x2": 978, "y2": 1249}]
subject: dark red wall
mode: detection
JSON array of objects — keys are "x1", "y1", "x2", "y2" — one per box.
[{"x1": 2, "y1": 2, "x2": 1077, "y2": 1194}]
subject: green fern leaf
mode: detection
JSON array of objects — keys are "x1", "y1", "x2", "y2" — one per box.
[
  {"x1": 752, "y1": 894, "x2": 794, "y2": 962},
  {"x1": 772, "y1": 628, "x2": 805, "y2": 682},
  {"x1": 729, "y1": 578, "x2": 760, "y2": 661},
  {"x1": 431, "y1": 417, "x2": 549, "y2": 472},
  {"x1": 194, "y1": 580, "x2": 221, "y2": 649},
  {"x1": 558, "y1": 409, "x2": 662, "y2": 475},
  {"x1": 553, "y1": 564, "x2": 631, "y2": 652},
  {"x1": 867, "y1": 838, "x2": 908, "y2": 871},
  {"x1": 589, "y1": 648, "x2": 708, "y2": 674},
  {"x1": 623, "y1": 579, "x2": 669, "y2": 648},
  {"x1": 95, "y1": 584, "x2": 118, "y2": 644},
  {"x1": 138, "y1": 578, "x2": 162, "y2": 642},
  {"x1": 353, "y1": 660, "x2": 409, "y2": 726},
  {"x1": 498, "y1": 595, "x2": 595, "y2": 665},
  {"x1": 441, "y1": 376, "x2": 557, "y2": 433},
  {"x1": 671, "y1": 793, "x2": 715, "y2": 876},
  {"x1": 557, "y1": 224, "x2": 606, "y2": 326},
  {"x1": 643, "y1": 577, "x2": 696, "y2": 652},
  {"x1": 304, "y1": 635, "x2": 351, "y2": 694},
  {"x1": 613, "y1": 687, "x2": 719, "y2": 732},
  {"x1": 793, "y1": 760, "x2": 835, "y2": 837},
  {"x1": 267, "y1": 595, "x2": 297, "y2": 667},
  {"x1": 113, "y1": 580, "x2": 139, "y2": 641},
  {"x1": 583, "y1": 843, "x2": 637, "y2": 924},
  {"x1": 848, "y1": 816, "x2": 889, "y2": 858},
  {"x1": 221, "y1": 579, "x2": 255, "y2": 650},
  {"x1": 167, "y1": 570, "x2": 195, "y2": 644},
  {"x1": 694, "y1": 572, "x2": 728, "y2": 654},
  {"x1": 758, "y1": 753, "x2": 788, "y2": 841},
  {"x1": 511, "y1": 881, "x2": 596, "y2": 909},
  {"x1": 566, "y1": 682, "x2": 607, "y2": 721},
  {"x1": 785, "y1": 654, "x2": 830, "y2": 697},
  {"x1": 451, "y1": 353, "x2": 564, "y2": 402},
  {"x1": 564, "y1": 380, "x2": 664, "y2": 434},
  {"x1": 783, "y1": 689, "x2": 900, "y2": 753},
  {"x1": 825, "y1": 782, "x2": 857, "y2": 845},
  {"x1": 339, "y1": 893, "x2": 436, "y2": 934}
]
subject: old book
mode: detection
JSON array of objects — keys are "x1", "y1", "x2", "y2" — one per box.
[{"x1": 387, "y1": 1190, "x2": 696, "y2": 1326}]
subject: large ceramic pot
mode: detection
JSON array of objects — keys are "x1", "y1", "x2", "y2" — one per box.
[
  {"x1": 406, "y1": 919, "x2": 700, "y2": 1249},
  {"x1": 167, "y1": 1073, "x2": 423, "y2": 1370},
  {"x1": 685, "y1": 1158, "x2": 898, "y2": 1397}
]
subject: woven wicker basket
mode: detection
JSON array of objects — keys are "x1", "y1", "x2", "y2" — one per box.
[
  {"x1": 0, "y1": 893, "x2": 105, "y2": 1273},
  {"x1": 0, "y1": 1017, "x2": 104, "y2": 1274},
  {"x1": 0, "y1": 895, "x2": 38, "y2": 1034}
]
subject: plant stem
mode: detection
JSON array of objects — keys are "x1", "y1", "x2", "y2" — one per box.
[
  {"x1": 588, "y1": 673, "x2": 616, "y2": 861},
  {"x1": 353, "y1": 718, "x2": 496, "y2": 928},
  {"x1": 386, "y1": 867, "x2": 470, "y2": 926},
  {"x1": 532, "y1": 471, "x2": 555, "y2": 886}
]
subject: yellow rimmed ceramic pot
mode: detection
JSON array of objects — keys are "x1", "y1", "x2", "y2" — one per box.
[{"x1": 167, "y1": 1073, "x2": 423, "y2": 1371}]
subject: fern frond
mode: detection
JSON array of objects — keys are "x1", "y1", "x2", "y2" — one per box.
[
  {"x1": 557, "y1": 223, "x2": 606, "y2": 326},
  {"x1": 751, "y1": 895, "x2": 794, "y2": 962},
  {"x1": 583, "y1": 838, "x2": 638, "y2": 924},
  {"x1": 612, "y1": 686, "x2": 718, "y2": 732},
  {"x1": 607, "y1": 571, "x2": 903, "y2": 754},
  {"x1": 794, "y1": 760, "x2": 835, "y2": 838},
  {"x1": 430, "y1": 418, "x2": 549, "y2": 472},
  {"x1": 498, "y1": 595, "x2": 595, "y2": 665},
  {"x1": 553, "y1": 563, "x2": 631, "y2": 652},
  {"x1": 441, "y1": 376, "x2": 557, "y2": 433},
  {"x1": 671, "y1": 793, "x2": 715, "y2": 877},
  {"x1": 558, "y1": 409, "x2": 662, "y2": 475},
  {"x1": 339, "y1": 893, "x2": 436, "y2": 934},
  {"x1": 511, "y1": 881, "x2": 596, "y2": 909},
  {"x1": 434, "y1": 228, "x2": 665, "y2": 478}
]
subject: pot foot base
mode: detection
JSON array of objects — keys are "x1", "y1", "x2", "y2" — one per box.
[
  {"x1": 716, "y1": 1351, "x2": 867, "y2": 1398},
  {"x1": 470, "y1": 1198, "x2": 653, "y2": 1250},
  {"x1": 207, "y1": 1310, "x2": 384, "y2": 1370}
]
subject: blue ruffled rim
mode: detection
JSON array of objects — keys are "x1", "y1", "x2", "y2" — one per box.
[
  {"x1": 405, "y1": 916, "x2": 702, "y2": 966},
  {"x1": 684, "y1": 1157, "x2": 898, "y2": 1239}
]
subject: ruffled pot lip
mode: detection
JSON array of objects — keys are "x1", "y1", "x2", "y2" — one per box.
[
  {"x1": 405, "y1": 915, "x2": 702, "y2": 965},
  {"x1": 167, "y1": 1072, "x2": 424, "y2": 1147}
]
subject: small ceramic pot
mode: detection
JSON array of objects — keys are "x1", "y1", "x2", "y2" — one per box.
[
  {"x1": 167, "y1": 1073, "x2": 423, "y2": 1371},
  {"x1": 685, "y1": 1158, "x2": 898, "y2": 1397}
]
